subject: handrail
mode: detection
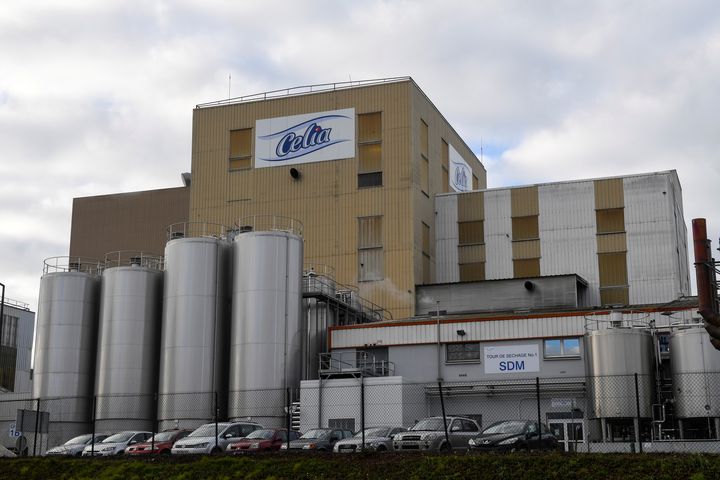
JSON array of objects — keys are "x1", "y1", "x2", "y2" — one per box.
[{"x1": 43, "y1": 256, "x2": 102, "y2": 275}]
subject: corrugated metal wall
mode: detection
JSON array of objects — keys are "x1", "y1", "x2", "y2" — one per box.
[
  {"x1": 434, "y1": 194, "x2": 459, "y2": 283},
  {"x1": 484, "y1": 189, "x2": 513, "y2": 279}
]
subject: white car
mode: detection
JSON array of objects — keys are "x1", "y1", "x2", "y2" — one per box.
[
  {"x1": 81, "y1": 431, "x2": 152, "y2": 456},
  {"x1": 171, "y1": 422, "x2": 263, "y2": 455},
  {"x1": 46, "y1": 434, "x2": 109, "y2": 457}
]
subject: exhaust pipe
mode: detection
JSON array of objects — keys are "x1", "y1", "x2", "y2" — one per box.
[{"x1": 692, "y1": 218, "x2": 720, "y2": 350}]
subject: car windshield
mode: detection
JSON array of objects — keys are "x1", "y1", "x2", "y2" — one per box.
[
  {"x1": 149, "y1": 431, "x2": 176, "y2": 442},
  {"x1": 64, "y1": 434, "x2": 92, "y2": 445},
  {"x1": 355, "y1": 427, "x2": 390, "y2": 438},
  {"x1": 300, "y1": 429, "x2": 330, "y2": 440},
  {"x1": 189, "y1": 424, "x2": 229, "y2": 438},
  {"x1": 482, "y1": 421, "x2": 528, "y2": 435},
  {"x1": 102, "y1": 432, "x2": 135, "y2": 443},
  {"x1": 245, "y1": 430, "x2": 275, "y2": 440},
  {"x1": 410, "y1": 418, "x2": 445, "y2": 431}
]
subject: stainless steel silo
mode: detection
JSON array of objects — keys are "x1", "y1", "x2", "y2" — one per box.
[
  {"x1": 94, "y1": 252, "x2": 163, "y2": 432},
  {"x1": 670, "y1": 326, "x2": 720, "y2": 418},
  {"x1": 229, "y1": 216, "x2": 303, "y2": 426},
  {"x1": 585, "y1": 328, "x2": 655, "y2": 418},
  {"x1": 34, "y1": 257, "x2": 101, "y2": 447},
  {"x1": 157, "y1": 223, "x2": 231, "y2": 430}
]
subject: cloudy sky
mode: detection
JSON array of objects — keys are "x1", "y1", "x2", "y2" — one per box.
[{"x1": 1, "y1": 0, "x2": 719, "y2": 311}]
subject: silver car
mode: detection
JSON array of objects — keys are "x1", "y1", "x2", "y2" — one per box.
[
  {"x1": 334, "y1": 426, "x2": 406, "y2": 453},
  {"x1": 393, "y1": 417, "x2": 480, "y2": 453},
  {"x1": 46, "y1": 434, "x2": 109, "y2": 457},
  {"x1": 171, "y1": 422, "x2": 263, "y2": 455},
  {"x1": 81, "y1": 431, "x2": 152, "y2": 456}
]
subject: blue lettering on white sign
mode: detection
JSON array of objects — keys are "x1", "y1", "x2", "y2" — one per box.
[
  {"x1": 499, "y1": 360, "x2": 526, "y2": 371},
  {"x1": 259, "y1": 114, "x2": 350, "y2": 162}
]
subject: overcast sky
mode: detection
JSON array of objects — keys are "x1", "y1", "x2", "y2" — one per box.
[{"x1": 1, "y1": 0, "x2": 719, "y2": 311}]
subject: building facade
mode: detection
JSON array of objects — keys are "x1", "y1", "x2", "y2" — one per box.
[{"x1": 0, "y1": 298, "x2": 34, "y2": 394}]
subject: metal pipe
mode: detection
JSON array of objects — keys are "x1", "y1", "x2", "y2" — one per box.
[
  {"x1": 360, "y1": 377, "x2": 365, "y2": 452},
  {"x1": 536, "y1": 377, "x2": 542, "y2": 451},
  {"x1": 692, "y1": 219, "x2": 720, "y2": 349},
  {"x1": 438, "y1": 381, "x2": 450, "y2": 450},
  {"x1": 634, "y1": 373, "x2": 643, "y2": 453},
  {"x1": 436, "y1": 301, "x2": 442, "y2": 382},
  {"x1": 33, "y1": 397, "x2": 40, "y2": 456}
]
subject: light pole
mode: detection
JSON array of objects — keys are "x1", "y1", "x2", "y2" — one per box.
[{"x1": 436, "y1": 300, "x2": 442, "y2": 382}]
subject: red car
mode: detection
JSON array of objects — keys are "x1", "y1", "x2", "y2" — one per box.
[
  {"x1": 125, "y1": 429, "x2": 191, "y2": 455},
  {"x1": 227, "y1": 429, "x2": 300, "y2": 453}
]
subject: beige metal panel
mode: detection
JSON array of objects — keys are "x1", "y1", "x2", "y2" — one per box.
[
  {"x1": 459, "y1": 263, "x2": 485, "y2": 282},
  {"x1": 511, "y1": 216, "x2": 539, "y2": 241},
  {"x1": 596, "y1": 233, "x2": 627, "y2": 254},
  {"x1": 594, "y1": 178, "x2": 624, "y2": 210},
  {"x1": 513, "y1": 258, "x2": 540, "y2": 278},
  {"x1": 458, "y1": 191, "x2": 484, "y2": 222},
  {"x1": 598, "y1": 252, "x2": 628, "y2": 286},
  {"x1": 434, "y1": 194, "x2": 459, "y2": 283},
  {"x1": 458, "y1": 220, "x2": 484, "y2": 245},
  {"x1": 70, "y1": 187, "x2": 190, "y2": 259},
  {"x1": 510, "y1": 186, "x2": 539, "y2": 217},
  {"x1": 458, "y1": 244, "x2": 486, "y2": 263},
  {"x1": 596, "y1": 208, "x2": 625, "y2": 234},
  {"x1": 511, "y1": 240, "x2": 540, "y2": 259},
  {"x1": 190, "y1": 81, "x2": 417, "y2": 320}
]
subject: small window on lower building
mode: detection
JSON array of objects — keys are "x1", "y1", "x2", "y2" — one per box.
[
  {"x1": 446, "y1": 343, "x2": 481, "y2": 362},
  {"x1": 328, "y1": 418, "x2": 355, "y2": 432},
  {"x1": 544, "y1": 338, "x2": 581, "y2": 358}
]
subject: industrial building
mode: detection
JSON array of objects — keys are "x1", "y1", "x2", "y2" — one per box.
[{"x1": 8, "y1": 77, "x2": 720, "y2": 453}]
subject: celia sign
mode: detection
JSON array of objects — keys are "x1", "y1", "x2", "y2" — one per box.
[
  {"x1": 484, "y1": 345, "x2": 540, "y2": 374},
  {"x1": 449, "y1": 144, "x2": 472, "y2": 192},
  {"x1": 255, "y1": 108, "x2": 356, "y2": 168}
]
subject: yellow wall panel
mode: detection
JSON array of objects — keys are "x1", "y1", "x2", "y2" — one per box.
[
  {"x1": 458, "y1": 244, "x2": 486, "y2": 264},
  {"x1": 594, "y1": 178, "x2": 624, "y2": 210},
  {"x1": 597, "y1": 233, "x2": 627, "y2": 254},
  {"x1": 511, "y1": 186, "x2": 539, "y2": 217},
  {"x1": 458, "y1": 192, "x2": 484, "y2": 222},
  {"x1": 512, "y1": 240, "x2": 541, "y2": 260}
]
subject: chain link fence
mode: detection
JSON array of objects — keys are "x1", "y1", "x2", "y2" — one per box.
[{"x1": 3, "y1": 372, "x2": 720, "y2": 455}]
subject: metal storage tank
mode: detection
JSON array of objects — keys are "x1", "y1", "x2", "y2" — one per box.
[
  {"x1": 33, "y1": 257, "x2": 101, "y2": 447},
  {"x1": 670, "y1": 325, "x2": 720, "y2": 418},
  {"x1": 302, "y1": 266, "x2": 337, "y2": 380},
  {"x1": 157, "y1": 223, "x2": 231, "y2": 430},
  {"x1": 585, "y1": 327, "x2": 655, "y2": 418},
  {"x1": 94, "y1": 252, "x2": 163, "y2": 432},
  {"x1": 229, "y1": 216, "x2": 303, "y2": 426}
]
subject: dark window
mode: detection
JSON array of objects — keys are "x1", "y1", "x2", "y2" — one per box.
[
  {"x1": 328, "y1": 418, "x2": 355, "y2": 432},
  {"x1": 446, "y1": 343, "x2": 481, "y2": 362},
  {"x1": 358, "y1": 172, "x2": 383, "y2": 188}
]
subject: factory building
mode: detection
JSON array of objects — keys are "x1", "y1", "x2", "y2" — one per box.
[
  {"x1": 0, "y1": 298, "x2": 34, "y2": 394},
  {"x1": 12, "y1": 77, "x2": 720, "y2": 453}
]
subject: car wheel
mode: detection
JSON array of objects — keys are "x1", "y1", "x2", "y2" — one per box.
[
  {"x1": 440, "y1": 442, "x2": 452, "y2": 453},
  {"x1": 375, "y1": 445, "x2": 386, "y2": 452},
  {"x1": 160, "y1": 449, "x2": 171, "y2": 456},
  {"x1": 210, "y1": 447, "x2": 222, "y2": 455}
]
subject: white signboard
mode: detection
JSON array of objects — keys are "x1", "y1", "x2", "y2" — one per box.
[
  {"x1": 449, "y1": 144, "x2": 472, "y2": 192},
  {"x1": 484, "y1": 345, "x2": 540, "y2": 374},
  {"x1": 255, "y1": 108, "x2": 356, "y2": 168}
]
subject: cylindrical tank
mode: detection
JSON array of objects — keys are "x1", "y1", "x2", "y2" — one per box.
[
  {"x1": 158, "y1": 228, "x2": 231, "y2": 430},
  {"x1": 228, "y1": 218, "x2": 303, "y2": 426},
  {"x1": 33, "y1": 257, "x2": 101, "y2": 446},
  {"x1": 585, "y1": 328, "x2": 655, "y2": 418},
  {"x1": 94, "y1": 252, "x2": 163, "y2": 432},
  {"x1": 670, "y1": 326, "x2": 720, "y2": 418}
]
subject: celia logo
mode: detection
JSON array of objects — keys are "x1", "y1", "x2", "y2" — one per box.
[{"x1": 277, "y1": 122, "x2": 332, "y2": 158}]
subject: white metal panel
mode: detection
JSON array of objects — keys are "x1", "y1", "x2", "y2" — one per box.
[
  {"x1": 624, "y1": 174, "x2": 682, "y2": 304},
  {"x1": 538, "y1": 181, "x2": 600, "y2": 306},
  {"x1": 434, "y1": 195, "x2": 459, "y2": 283},
  {"x1": 484, "y1": 189, "x2": 513, "y2": 279}
]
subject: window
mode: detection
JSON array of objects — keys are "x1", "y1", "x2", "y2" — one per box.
[
  {"x1": 358, "y1": 216, "x2": 383, "y2": 281},
  {"x1": 422, "y1": 222, "x2": 431, "y2": 284},
  {"x1": 446, "y1": 343, "x2": 481, "y2": 362},
  {"x1": 1, "y1": 315, "x2": 17, "y2": 347},
  {"x1": 229, "y1": 128, "x2": 252, "y2": 170},
  {"x1": 544, "y1": 338, "x2": 581, "y2": 358},
  {"x1": 358, "y1": 112, "x2": 382, "y2": 188},
  {"x1": 420, "y1": 120, "x2": 429, "y2": 195},
  {"x1": 329, "y1": 418, "x2": 355, "y2": 432}
]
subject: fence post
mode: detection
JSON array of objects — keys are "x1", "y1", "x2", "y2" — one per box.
[
  {"x1": 360, "y1": 376, "x2": 365, "y2": 452},
  {"x1": 536, "y1": 377, "x2": 542, "y2": 451},
  {"x1": 33, "y1": 397, "x2": 41, "y2": 457},
  {"x1": 91, "y1": 395, "x2": 97, "y2": 457},
  {"x1": 634, "y1": 373, "x2": 643, "y2": 453},
  {"x1": 438, "y1": 381, "x2": 450, "y2": 451},
  {"x1": 151, "y1": 392, "x2": 157, "y2": 453},
  {"x1": 286, "y1": 387, "x2": 291, "y2": 450},
  {"x1": 214, "y1": 391, "x2": 219, "y2": 452}
]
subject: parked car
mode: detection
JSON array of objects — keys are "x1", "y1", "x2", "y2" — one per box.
[
  {"x1": 468, "y1": 420, "x2": 558, "y2": 452},
  {"x1": 81, "y1": 431, "x2": 152, "y2": 456},
  {"x1": 393, "y1": 417, "x2": 479, "y2": 453},
  {"x1": 46, "y1": 434, "x2": 109, "y2": 457},
  {"x1": 171, "y1": 422, "x2": 263, "y2": 454},
  {"x1": 125, "y1": 429, "x2": 192, "y2": 455},
  {"x1": 280, "y1": 428, "x2": 353, "y2": 451},
  {"x1": 227, "y1": 429, "x2": 300, "y2": 453},
  {"x1": 333, "y1": 426, "x2": 406, "y2": 453}
]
